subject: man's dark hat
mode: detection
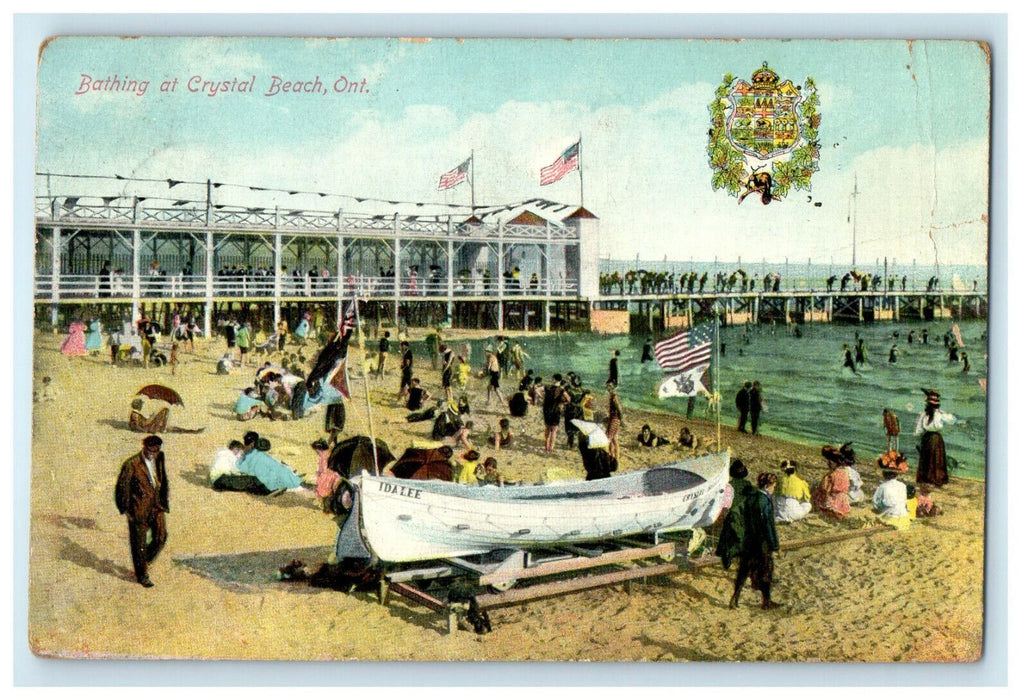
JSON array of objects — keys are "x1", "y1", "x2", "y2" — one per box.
[
  {"x1": 142, "y1": 435, "x2": 163, "y2": 449},
  {"x1": 311, "y1": 439, "x2": 329, "y2": 450},
  {"x1": 729, "y1": 459, "x2": 748, "y2": 479},
  {"x1": 243, "y1": 431, "x2": 260, "y2": 446}
]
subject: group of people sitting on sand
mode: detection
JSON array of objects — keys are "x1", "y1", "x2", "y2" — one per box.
[
  {"x1": 759, "y1": 441, "x2": 941, "y2": 531},
  {"x1": 208, "y1": 431, "x2": 308, "y2": 496},
  {"x1": 230, "y1": 358, "x2": 343, "y2": 423}
]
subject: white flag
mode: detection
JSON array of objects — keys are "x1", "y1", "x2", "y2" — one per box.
[{"x1": 657, "y1": 364, "x2": 709, "y2": 399}]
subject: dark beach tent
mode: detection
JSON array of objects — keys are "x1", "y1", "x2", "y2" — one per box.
[
  {"x1": 328, "y1": 436, "x2": 395, "y2": 478},
  {"x1": 389, "y1": 446, "x2": 454, "y2": 481}
]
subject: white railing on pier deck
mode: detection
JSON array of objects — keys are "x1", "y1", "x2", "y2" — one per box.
[{"x1": 33, "y1": 274, "x2": 580, "y2": 301}]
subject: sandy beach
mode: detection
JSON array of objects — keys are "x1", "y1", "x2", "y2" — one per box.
[{"x1": 28, "y1": 329, "x2": 984, "y2": 662}]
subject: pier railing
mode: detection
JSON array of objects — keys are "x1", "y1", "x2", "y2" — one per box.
[{"x1": 33, "y1": 273, "x2": 580, "y2": 300}]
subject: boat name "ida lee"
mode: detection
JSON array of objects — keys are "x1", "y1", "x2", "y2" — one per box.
[{"x1": 378, "y1": 482, "x2": 423, "y2": 499}]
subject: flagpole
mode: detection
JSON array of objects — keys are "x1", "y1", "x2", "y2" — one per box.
[
  {"x1": 470, "y1": 150, "x2": 476, "y2": 214},
  {"x1": 715, "y1": 307, "x2": 722, "y2": 452},
  {"x1": 353, "y1": 293, "x2": 380, "y2": 475},
  {"x1": 578, "y1": 135, "x2": 584, "y2": 209}
]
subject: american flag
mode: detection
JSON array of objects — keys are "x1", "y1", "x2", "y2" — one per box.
[
  {"x1": 653, "y1": 322, "x2": 715, "y2": 373},
  {"x1": 437, "y1": 157, "x2": 471, "y2": 190},
  {"x1": 540, "y1": 140, "x2": 580, "y2": 186}
]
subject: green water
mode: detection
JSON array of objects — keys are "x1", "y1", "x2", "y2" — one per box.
[{"x1": 412, "y1": 321, "x2": 988, "y2": 480}]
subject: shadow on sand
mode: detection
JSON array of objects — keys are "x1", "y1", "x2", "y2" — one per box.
[
  {"x1": 98, "y1": 418, "x2": 132, "y2": 431},
  {"x1": 173, "y1": 546, "x2": 335, "y2": 593},
  {"x1": 58, "y1": 535, "x2": 135, "y2": 583},
  {"x1": 636, "y1": 631, "x2": 725, "y2": 661}
]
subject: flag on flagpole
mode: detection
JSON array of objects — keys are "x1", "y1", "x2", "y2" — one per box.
[
  {"x1": 328, "y1": 356, "x2": 351, "y2": 399},
  {"x1": 540, "y1": 140, "x2": 580, "y2": 185},
  {"x1": 653, "y1": 322, "x2": 716, "y2": 373},
  {"x1": 438, "y1": 157, "x2": 471, "y2": 190},
  {"x1": 339, "y1": 299, "x2": 357, "y2": 335},
  {"x1": 657, "y1": 364, "x2": 710, "y2": 399}
]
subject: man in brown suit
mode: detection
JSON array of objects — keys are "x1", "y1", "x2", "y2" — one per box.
[{"x1": 115, "y1": 435, "x2": 169, "y2": 588}]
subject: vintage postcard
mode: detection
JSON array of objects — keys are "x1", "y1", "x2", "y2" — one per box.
[{"x1": 29, "y1": 35, "x2": 990, "y2": 663}]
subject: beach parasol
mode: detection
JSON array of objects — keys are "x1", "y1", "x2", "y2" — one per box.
[
  {"x1": 389, "y1": 446, "x2": 454, "y2": 481},
  {"x1": 328, "y1": 436, "x2": 395, "y2": 478},
  {"x1": 571, "y1": 420, "x2": 609, "y2": 449},
  {"x1": 136, "y1": 384, "x2": 183, "y2": 406}
]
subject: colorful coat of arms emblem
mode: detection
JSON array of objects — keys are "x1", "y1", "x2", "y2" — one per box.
[{"x1": 708, "y1": 62, "x2": 821, "y2": 204}]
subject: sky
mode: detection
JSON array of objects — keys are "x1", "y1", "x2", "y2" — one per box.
[{"x1": 35, "y1": 36, "x2": 991, "y2": 266}]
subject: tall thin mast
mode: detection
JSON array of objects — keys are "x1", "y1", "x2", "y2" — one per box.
[
  {"x1": 851, "y1": 173, "x2": 859, "y2": 267},
  {"x1": 353, "y1": 294, "x2": 380, "y2": 474},
  {"x1": 715, "y1": 310, "x2": 722, "y2": 452},
  {"x1": 578, "y1": 135, "x2": 584, "y2": 209},
  {"x1": 470, "y1": 150, "x2": 476, "y2": 214}
]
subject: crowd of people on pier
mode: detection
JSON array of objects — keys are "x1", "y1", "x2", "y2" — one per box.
[
  {"x1": 75, "y1": 260, "x2": 566, "y2": 301},
  {"x1": 597, "y1": 266, "x2": 974, "y2": 296}
]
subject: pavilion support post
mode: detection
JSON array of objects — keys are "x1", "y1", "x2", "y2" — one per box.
[
  {"x1": 336, "y1": 235, "x2": 346, "y2": 328},
  {"x1": 204, "y1": 228, "x2": 214, "y2": 338},
  {"x1": 131, "y1": 226, "x2": 141, "y2": 326},
  {"x1": 544, "y1": 302, "x2": 551, "y2": 332},
  {"x1": 273, "y1": 225, "x2": 282, "y2": 328},
  {"x1": 50, "y1": 217, "x2": 61, "y2": 329},
  {"x1": 497, "y1": 232, "x2": 505, "y2": 332},
  {"x1": 446, "y1": 227, "x2": 454, "y2": 325},
  {"x1": 393, "y1": 216, "x2": 401, "y2": 329}
]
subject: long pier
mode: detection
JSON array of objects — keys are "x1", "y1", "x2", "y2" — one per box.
[
  {"x1": 32, "y1": 193, "x2": 986, "y2": 335},
  {"x1": 592, "y1": 289, "x2": 987, "y2": 334}
]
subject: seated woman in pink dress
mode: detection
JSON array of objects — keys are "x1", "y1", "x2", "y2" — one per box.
[
  {"x1": 812, "y1": 445, "x2": 851, "y2": 519},
  {"x1": 311, "y1": 439, "x2": 340, "y2": 513},
  {"x1": 60, "y1": 320, "x2": 88, "y2": 356}
]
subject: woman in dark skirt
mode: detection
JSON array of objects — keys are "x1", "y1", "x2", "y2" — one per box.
[{"x1": 915, "y1": 388, "x2": 957, "y2": 487}]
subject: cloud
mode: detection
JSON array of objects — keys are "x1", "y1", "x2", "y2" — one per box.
[{"x1": 37, "y1": 75, "x2": 989, "y2": 268}]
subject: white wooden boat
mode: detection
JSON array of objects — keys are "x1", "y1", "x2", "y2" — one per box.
[{"x1": 336, "y1": 450, "x2": 730, "y2": 563}]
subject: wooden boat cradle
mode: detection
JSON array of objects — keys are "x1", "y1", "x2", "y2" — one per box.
[{"x1": 377, "y1": 532, "x2": 691, "y2": 634}]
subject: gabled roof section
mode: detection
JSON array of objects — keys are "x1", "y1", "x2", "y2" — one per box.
[
  {"x1": 506, "y1": 210, "x2": 549, "y2": 226},
  {"x1": 563, "y1": 207, "x2": 598, "y2": 221}
]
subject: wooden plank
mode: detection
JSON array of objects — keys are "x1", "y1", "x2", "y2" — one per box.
[
  {"x1": 780, "y1": 526, "x2": 889, "y2": 552},
  {"x1": 555, "y1": 543, "x2": 605, "y2": 558},
  {"x1": 388, "y1": 582, "x2": 448, "y2": 613},
  {"x1": 689, "y1": 526, "x2": 892, "y2": 570},
  {"x1": 476, "y1": 563, "x2": 679, "y2": 610},
  {"x1": 478, "y1": 543, "x2": 675, "y2": 586},
  {"x1": 385, "y1": 564, "x2": 459, "y2": 584}
]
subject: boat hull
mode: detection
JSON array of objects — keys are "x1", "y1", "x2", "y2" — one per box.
[{"x1": 343, "y1": 451, "x2": 730, "y2": 563}]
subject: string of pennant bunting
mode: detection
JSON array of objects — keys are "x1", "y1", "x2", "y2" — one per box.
[
  {"x1": 37, "y1": 141, "x2": 584, "y2": 217},
  {"x1": 37, "y1": 169, "x2": 580, "y2": 220}
]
